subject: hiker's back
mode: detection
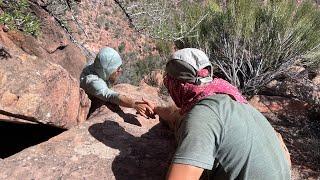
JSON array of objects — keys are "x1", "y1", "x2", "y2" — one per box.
[{"x1": 197, "y1": 94, "x2": 291, "y2": 180}]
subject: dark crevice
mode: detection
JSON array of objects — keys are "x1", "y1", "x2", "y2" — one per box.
[
  {"x1": 47, "y1": 45, "x2": 68, "y2": 54},
  {"x1": 57, "y1": 45, "x2": 67, "y2": 51},
  {"x1": 0, "y1": 120, "x2": 65, "y2": 159},
  {"x1": 0, "y1": 45, "x2": 12, "y2": 60}
]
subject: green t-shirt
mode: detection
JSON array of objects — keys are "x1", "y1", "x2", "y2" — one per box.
[{"x1": 172, "y1": 94, "x2": 291, "y2": 180}]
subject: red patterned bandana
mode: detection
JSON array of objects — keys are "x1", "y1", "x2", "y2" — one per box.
[{"x1": 164, "y1": 69, "x2": 247, "y2": 115}]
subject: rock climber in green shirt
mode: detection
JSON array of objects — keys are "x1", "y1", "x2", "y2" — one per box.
[{"x1": 143, "y1": 48, "x2": 291, "y2": 180}]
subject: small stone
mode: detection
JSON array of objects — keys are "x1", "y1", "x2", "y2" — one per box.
[{"x1": 2, "y1": 25, "x2": 9, "y2": 32}]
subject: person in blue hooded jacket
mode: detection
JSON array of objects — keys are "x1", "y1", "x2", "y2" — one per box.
[{"x1": 80, "y1": 47, "x2": 153, "y2": 117}]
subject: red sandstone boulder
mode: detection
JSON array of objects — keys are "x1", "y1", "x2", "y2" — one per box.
[
  {"x1": 5, "y1": 1, "x2": 87, "y2": 80},
  {"x1": 0, "y1": 28, "x2": 90, "y2": 129},
  {"x1": 0, "y1": 84, "x2": 175, "y2": 179},
  {"x1": 0, "y1": 83, "x2": 318, "y2": 179}
]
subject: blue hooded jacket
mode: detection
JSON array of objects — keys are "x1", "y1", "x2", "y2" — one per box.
[{"x1": 80, "y1": 47, "x2": 122, "y2": 104}]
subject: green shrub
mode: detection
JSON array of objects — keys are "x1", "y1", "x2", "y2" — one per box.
[
  {"x1": 118, "y1": 0, "x2": 207, "y2": 41},
  {"x1": 0, "y1": 0, "x2": 41, "y2": 36},
  {"x1": 118, "y1": 42, "x2": 126, "y2": 53},
  {"x1": 134, "y1": 55, "x2": 165, "y2": 78},
  {"x1": 119, "y1": 54, "x2": 167, "y2": 86},
  {"x1": 153, "y1": 0, "x2": 320, "y2": 94},
  {"x1": 194, "y1": 0, "x2": 320, "y2": 94},
  {"x1": 155, "y1": 40, "x2": 173, "y2": 55},
  {"x1": 131, "y1": 0, "x2": 320, "y2": 94}
]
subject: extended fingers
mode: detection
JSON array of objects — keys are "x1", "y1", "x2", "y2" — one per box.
[
  {"x1": 141, "y1": 97, "x2": 149, "y2": 105},
  {"x1": 142, "y1": 98, "x2": 156, "y2": 109},
  {"x1": 136, "y1": 104, "x2": 155, "y2": 119},
  {"x1": 145, "y1": 105, "x2": 154, "y2": 114},
  {"x1": 136, "y1": 105, "x2": 149, "y2": 118}
]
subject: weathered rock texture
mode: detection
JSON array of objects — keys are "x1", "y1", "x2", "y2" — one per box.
[
  {"x1": 261, "y1": 66, "x2": 320, "y2": 106},
  {"x1": 0, "y1": 84, "x2": 175, "y2": 180},
  {"x1": 5, "y1": 2, "x2": 87, "y2": 80},
  {"x1": 30, "y1": 0, "x2": 157, "y2": 59},
  {"x1": 0, "y1": 28, "x2": 90, "y2": 129}
]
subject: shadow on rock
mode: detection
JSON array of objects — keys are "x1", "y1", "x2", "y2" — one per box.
[
  {"x1": 87, "y1": 97, "x2": 141, "y2": 127},
  {"x1": 106, "y1": 104, "x2": 142, "y2": 127},
  {"x1": 88, "y1": 120, "x2": 176, "y2": 180}
]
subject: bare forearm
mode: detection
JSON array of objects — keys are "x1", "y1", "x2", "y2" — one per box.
[
  {"x1": 167, "y1": 163, "x2": 204, "y2": 180},
  {"x1": 117, "y1": 95, "x2": 154, "y2": 118},
  {"x1": 155, "y1": 106, "x2": 181, "y2": 123},
  {"x1": 118, "y1": 94, "x2": 135, "y2": 108},
  {"x1": 154, "y1": 101, "x2": 182, "y2": 129}
]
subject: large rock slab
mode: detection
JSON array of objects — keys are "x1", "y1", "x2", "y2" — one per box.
[
  {"x1": 0, "y1": 28, "x2": 90, "y2": 128},
  {"x1": 5, "y1": 1, "x2": 87, "y2": 80},
  {"x1": 29, "y1": 0, "x2": 157, "y2": 58},
  {"x1": 0, "y1": 84, "x2": 175, "y2": 180},
  {"x1": 261, "y1": 66, "x2": 320, "y2": 106}
]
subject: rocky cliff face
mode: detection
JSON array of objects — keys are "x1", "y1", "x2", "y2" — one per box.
[
  {"x1": 0, "y1": 85, "x2": 175, "y2": 180},
  {"x1": 0, "y1": 0, "x2": 319, "y2": 179},
  {"x1": 29, "y1": 0, "x2": 157, "y2": 59},
  {"x1": 0, "y1": 0, "x2": 159, "y2": 128},
  {"x1": 4, "y1": 0, "x2": 88, "y2": 81},
  {"x1": 0, "y1": 27, "x2": 90, "y2": 129}
]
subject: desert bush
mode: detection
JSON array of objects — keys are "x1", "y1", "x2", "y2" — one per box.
[
  {"x1": 118, "y1": 42, "x2": 126, "y2": 53},
  {"x1": 187, "y1": 0, "x2": 320, "y2": 94},
  {"x1": 0, "y1": 0, "x2": 41, "y2": 36},
  {"x1": 116, "y1": 0, "x2": 207, "y2": 41},
  {"x1": 119, "y1": 53, "x2": 167, "y2": 86},
  {"x1": 155, "y1": 40, "x2": 173, "y2": 55},
  {"x1": 128, "y1": 0, "x2": 320, "y2": 95},
  {"x1": 115, "y1": 0, "x2": 204, "y2": 87},
  {"x1": 139, "y1": 0, "x2": 320, "y2": 94}
]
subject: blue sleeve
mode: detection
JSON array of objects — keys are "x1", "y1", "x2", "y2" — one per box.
[{"x1": 80, "y1": 75, "x2": 120, "y2": 104}]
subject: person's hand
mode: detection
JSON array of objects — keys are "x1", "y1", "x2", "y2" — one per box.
[
  {"x1": 141, "y1": 98, "x2": 156, "y2": 111},
  {"x1": 134, "y1": 102, "x2": 154, "y2": 119},
  {"x1": 135, "y1": 98, "x2": 157, "y2": 119}
]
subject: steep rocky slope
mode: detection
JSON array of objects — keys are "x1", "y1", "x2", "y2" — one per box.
[
  {"x1": 29, "y1": 0, "x2": 157, "y2": 59},
  {"x1": 0, "y1": 0, "x2": 319, "y2": 179},
  {"x1": 0, "y1": 84, "x2": 175, "y2": 180},
  {"x1": 0, "y1": 27, "x2": 90, "y2": 129}
]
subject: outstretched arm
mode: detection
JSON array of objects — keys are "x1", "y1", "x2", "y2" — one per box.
[
  {"x1": 155, "y1": 102, "x2": 182, "y2": 128},
  {"x1": 80, "y1": 77, "x2": 153, "y2": 118},
  {"x1": 140, "y1": 98, "x2": 183, "y2": 129},
  {"x1": 117, "y1": 94, "x2": 154, "y2": 118}
]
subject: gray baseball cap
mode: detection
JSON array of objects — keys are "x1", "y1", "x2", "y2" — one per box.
[{"x1": 165, "y1": 48, "x2": 213, "y2": 84}]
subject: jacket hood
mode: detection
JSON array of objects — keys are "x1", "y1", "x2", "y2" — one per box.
[{"x1": 93, "y1": 47, "x2": 122, "y2": 81}]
